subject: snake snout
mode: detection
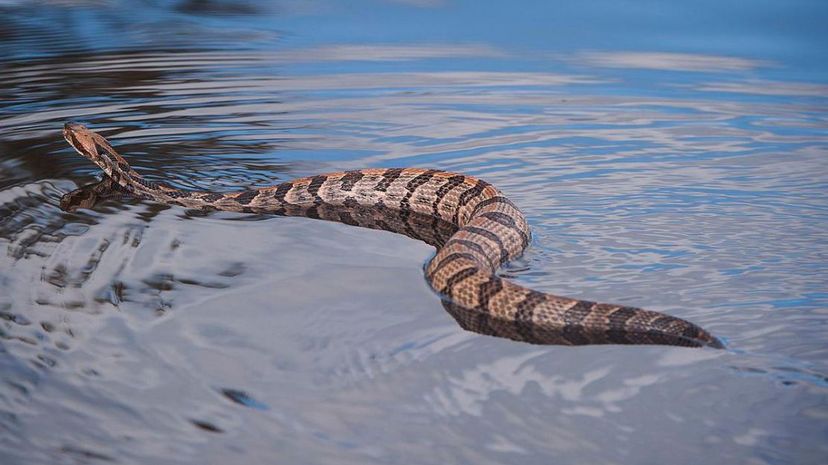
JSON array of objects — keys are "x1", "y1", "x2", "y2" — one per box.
[
  {"x1": 64, "y1": 121, "x2": 87, "y2": 135},
  {"x1": 63, "y1": 122, "x2": 81, "y2": 142}
]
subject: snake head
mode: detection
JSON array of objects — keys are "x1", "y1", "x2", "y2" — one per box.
[
  {"x1": 63, "y1": 122, "x2": 100, "y2": 162},
  {"x1": 63, "y1": 122, "x2": 134, "y2": 181}
]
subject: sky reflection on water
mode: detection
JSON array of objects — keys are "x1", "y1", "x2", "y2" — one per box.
[{"x1": 0, "y1": 1, "x2": 827, "y2": 464}]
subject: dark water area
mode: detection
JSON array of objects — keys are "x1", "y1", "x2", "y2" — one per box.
[{"x1": 1, "y1": 1, "x2": 827, "y2": 464}]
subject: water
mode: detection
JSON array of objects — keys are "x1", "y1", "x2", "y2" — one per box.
[{"x1": 1, "y1": 1, "x2": 827, "y2": 463}]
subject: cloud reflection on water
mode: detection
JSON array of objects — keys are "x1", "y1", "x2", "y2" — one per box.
[
  {"x1": 571, "y1": 50, "x2": 771, "y2": 72},
  {"x1": 1, "y1": 9, "x2": 828, "y2": 463}
]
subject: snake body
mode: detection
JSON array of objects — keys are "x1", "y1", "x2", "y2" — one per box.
[{"x1": 62, "y1": 122, "x2": 721, "y2": 348}]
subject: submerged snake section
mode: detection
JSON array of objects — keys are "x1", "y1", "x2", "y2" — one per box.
[{"x1": 62, "y1": 122, "x2": 722, "y2": 348}]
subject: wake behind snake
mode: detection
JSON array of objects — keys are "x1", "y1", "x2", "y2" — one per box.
[{"x1": 62, "y1": 122, "x2": 721, "y2": 348}]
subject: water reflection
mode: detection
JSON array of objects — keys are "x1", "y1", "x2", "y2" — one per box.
[
  {"x1": 1, "y1": 0, "x2": 827, "y2": 464},
  {"x1": 59, "y1": 177, "x2": 124, "y2": 212},
  {"x1": 571, "y1": 51, "x2": 769, "y2": 72}
]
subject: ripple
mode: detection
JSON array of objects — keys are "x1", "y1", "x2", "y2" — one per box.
[
  {"x1": 570, "y1": 51, "x2": 771, "y2": 72},
  {"x1": 1, "y1": 1, "x2": 827, "y2": 464},
  {"x1": 220, "y1": 388, "x2": 270, "y2": 410}
]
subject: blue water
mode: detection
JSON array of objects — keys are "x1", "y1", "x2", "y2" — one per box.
[{"x1": 1, "y1": 1, "x2": 826, "y2": 464}]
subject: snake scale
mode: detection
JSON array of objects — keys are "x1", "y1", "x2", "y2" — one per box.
[{"x1": 63, "y1": 122, "x2": 721, "y2": 348}]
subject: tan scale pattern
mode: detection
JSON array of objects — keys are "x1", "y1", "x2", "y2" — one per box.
[{"x1": 62, "y1": 123, "x2": 722, "y2": 348}]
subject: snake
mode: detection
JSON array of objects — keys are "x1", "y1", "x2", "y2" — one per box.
[{"x1": 62, "y1": 122, "x2": 722, "y2": 348}]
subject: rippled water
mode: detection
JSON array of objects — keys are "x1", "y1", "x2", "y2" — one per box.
[{"x1": 1, "y1": 1, "x2": 827, "y2": 464}]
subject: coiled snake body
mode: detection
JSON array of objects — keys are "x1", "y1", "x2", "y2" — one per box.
[{"x1": 63, "y1": 123, "x2": 721, "y2": 348}]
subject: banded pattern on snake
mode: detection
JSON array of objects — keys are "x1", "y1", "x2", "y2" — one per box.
[{"x1": 62, "y1": 122, "x2": 721, "y2": 348}]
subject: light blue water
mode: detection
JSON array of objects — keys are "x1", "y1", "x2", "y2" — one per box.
[{"x1": 0, "y1": 1, "x2": 826, "y2": 464}]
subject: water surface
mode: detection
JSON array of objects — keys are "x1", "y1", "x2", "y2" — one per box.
[{"x1": 1, "y1": 1, "x2": 827, "y2": 464}]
